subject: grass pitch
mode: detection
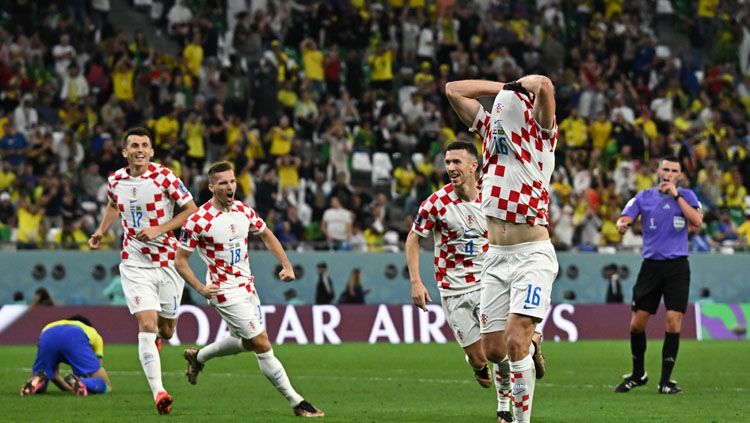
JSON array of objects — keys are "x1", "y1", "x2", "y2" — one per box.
[{"x1": 2, "y1": 340, "x2": 748, "y2": 422}]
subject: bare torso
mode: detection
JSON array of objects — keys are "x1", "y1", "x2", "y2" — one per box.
[{"x1": 486, "y1": 216, "x2": 550, "y2": 245}]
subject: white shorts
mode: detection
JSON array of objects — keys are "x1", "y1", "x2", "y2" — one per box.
[
  {"x1": 479, "y1": 241, "x2": 558, "y2": 333},
  {"x1": 209, "y1": 284, "x2": 265, "y2": 340},
  {"x1": 441, "y1": 289, "x2": 482, "y2": 348},
  {"x1": 120, "y1": 264, "x2": 185, "y2": 319}
]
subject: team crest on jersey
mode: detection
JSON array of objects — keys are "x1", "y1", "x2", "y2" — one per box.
[
  {"x1": 229, "y1": 224, "x2": 237, "y2": 236},
  {"x1": 465, "y1": 214, "x2": 476, "y2": 227},
  {"x1": 494, "y1": 102, "x2": 505, "y2": 114}
]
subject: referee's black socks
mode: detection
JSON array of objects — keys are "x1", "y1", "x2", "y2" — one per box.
[
  {"x1": 661, "y1": 332, "x2": 680, "y2": 382},
  {"x1": 630, "y1": 331, "x2": 646, "y2": 378}
]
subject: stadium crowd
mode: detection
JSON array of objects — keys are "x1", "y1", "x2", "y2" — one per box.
[{"x1": 0, "y1": 0, "x2": 750, "y2": 254}]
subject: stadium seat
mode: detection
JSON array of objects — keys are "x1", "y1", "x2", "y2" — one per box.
[
  {"x1": 371, "y1": 152, "x2": 393, "y2": 187},
  {"x1": 351, "y1": 152, "x2": 373, "y2": 188}
]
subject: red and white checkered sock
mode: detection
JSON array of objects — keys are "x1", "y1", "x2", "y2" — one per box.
[
  {"x1": 197, "y1": 336, "x2": 244, "y2": 363},
  {"x1": 510, "y1": 354, "x2": 535, "y2": 423},
  {"x1": 256, "y1": 349, "x2": 304, "y2": 406},
  {"x1": 494, "y1": 358, "x2": 512, "y2": 412},
  {"x1": 137, "y1": 332, "x2": 164, "y2": 399}
]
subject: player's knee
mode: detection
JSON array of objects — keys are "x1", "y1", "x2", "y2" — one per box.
[{"x1": 159, "y1": 326, "x2": 175, "y2": 339}]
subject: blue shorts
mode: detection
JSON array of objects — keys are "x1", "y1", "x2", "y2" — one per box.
[{"x1": 32, "y1": 326, "x2": 101, "y2": 379}]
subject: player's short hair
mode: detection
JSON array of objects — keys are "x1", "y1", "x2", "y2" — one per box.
[
  {"x1": 121, "y1": 127, "x2": 152, "y2": 149},
  {"x1": 208, "y1": 161, "x2": 234, "y2": 183},
  {"x1": 67, "y1": 314, "x2": 93, "y2": 328},
  {"x1": 660, "y1": 154, "x2": 681, "y2": 170},
  {"x1": 445, "y1": 141, "x2": 479, "y2": 161}
]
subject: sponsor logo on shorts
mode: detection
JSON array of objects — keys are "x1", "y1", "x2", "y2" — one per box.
[{"x1": 522, "y1": 304, "x2": 537, "y2": 310}]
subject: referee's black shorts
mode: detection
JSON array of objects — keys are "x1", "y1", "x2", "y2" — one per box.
[{"x1": 631, "y1": 257, "x2": 690, "y2": 314}]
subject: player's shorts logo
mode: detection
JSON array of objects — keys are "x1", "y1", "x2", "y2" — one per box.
[
  {"x1": 456, "y1": 329, "x2": 464, "y2": 341},
  {"x1": 133, "y1": 296, "x2": 141, "y2": 305},
  {"x1": 480, "y1": 313, "x2": 488, "y2": 327}
]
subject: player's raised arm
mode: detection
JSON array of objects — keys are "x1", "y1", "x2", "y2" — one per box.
[
  {"x1": 445, "y1": 80, "x2": 505, "y2": 127},
  {"x1": 258, "y1": 229, "x2": 295, "y2": 281},
  {"x1": 405, "y1": 231, "x2": 431, "y2": 312},
  {"x1": 89, "y1": 201, "x2": 119, "y2": 249},
  {"x1": 516, "y1": 74, "x2": 555, "y2": 130}
]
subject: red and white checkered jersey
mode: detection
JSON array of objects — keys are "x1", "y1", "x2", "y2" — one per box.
[
  {"x1": 412, "y1": 184, "x2": 488, "y2": 296},
  {"x1": 179, "y1": 200, "x2": 266, "y2": 292},
  {"x1": 107, "y1": 163, "x2": 193, "y2": 267},
  {"x1": 471, "y1": 90, "x2": 558, "y2": 225}
]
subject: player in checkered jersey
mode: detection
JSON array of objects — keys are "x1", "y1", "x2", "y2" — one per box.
[
  {"x1": 174, "y1": 161, "x2": 324, "y2": 418},
  {"x1": 405, "y1": 141, "x2": 511, "y2": 419},
  {"x1": 447, "y1": 75, "x2": 558, "y2": 423},
  {"x1": 89, "y1": 127, "x2": 197, "y2": 415}
]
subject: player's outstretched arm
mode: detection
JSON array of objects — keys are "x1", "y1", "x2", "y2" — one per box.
[
  {"x1": 136, "y1": 200, "x2": 198, "y2": 242},
  {"x1": 89, "y1": 201, "x2": 119, "y2": 249},
  {"x1": 258, "y1": 229, "x2": 295, "y2": 281},
  {"x1": 445, "y1": 80, "x2": 505, "y2": 127},
  {"x1": 175, "y1": 248, "x2": 218, "y2": 299},
  {"x1": 516, "y1": 74, "x2": 555, "y2": 130},
  {"x1": 405, "y1": 231, "x2": 432, "y2": 312}
]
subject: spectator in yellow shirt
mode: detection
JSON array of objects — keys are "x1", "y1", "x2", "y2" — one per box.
[
  {"x1": 183, "y1": 32, "x2": 204, "y2": 78},
  {"x1": 182, "y1": 111, "x2": 205, "y2": 170},
  {"x1": 267, "y1": 115, "x2": 295, "y2": 157},
  {"x1": 16, "y1": 195, "x2": 43, "y2": 250},
  {"x1": 153, "y1": 109, "x2": 180, "y2": 148},
  {"x1": 277, "y1": 80, "x2": 298, "y2": 119},
  {"x1": 559, "y1": 108, "x2": 588, "y2": 150},
  {"x1": 737, "y1": 211, "x2": 750, "y2": 246},
  {"x1": 369, "y1": 43, "x2": 394, "y2": 93},
  {"x1": 300, "y1": 38, "x2": 325, "y2": 96},
  {"x1": 112, "y1": 56, "x2": 135, "y2": 103},
  {"x1": 589, "y1": 111, "x2": 612, "y2": 151}
]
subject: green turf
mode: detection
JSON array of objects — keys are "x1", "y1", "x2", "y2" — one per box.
[{"x1": 2, "y1": 340, "x2": 748, "y2": 422}]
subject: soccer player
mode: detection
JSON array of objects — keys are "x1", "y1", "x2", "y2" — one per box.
[
  {"x1": 20, "y1": 315, "x2": 112, "y2": 396},
  {"x1": 174, "y1": 161, "x2": 324, "y2": 418},
  {"x1": 446, "y1": 75, "x2": 558, "y2": 423},
  {"x1": 89, "y1": 127, "x2": 197, "y2": 414},
  {"x1": 613, "y1": 155, "x2": 702, "y2": 394}
]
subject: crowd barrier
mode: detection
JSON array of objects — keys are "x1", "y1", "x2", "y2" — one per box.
[{"x1": 1, "y1": 251, "x2": 749, "y2": 306}]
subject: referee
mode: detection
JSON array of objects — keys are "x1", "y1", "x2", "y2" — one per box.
[{"x1": 613, "y1": 155, "x2": 703, "y2": 394}]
